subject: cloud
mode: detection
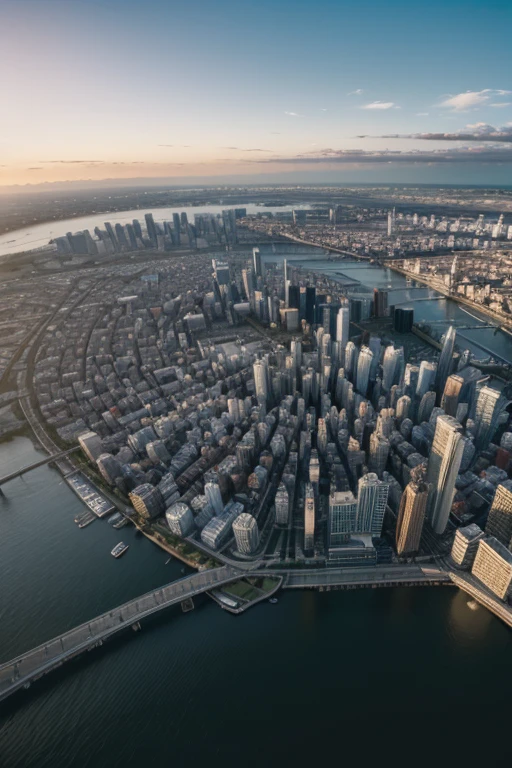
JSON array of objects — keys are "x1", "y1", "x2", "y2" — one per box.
[
  {"x1": 416, "y1": 112, "x2": 429, "y2": 116},
  {"x1": 376, "y1": 123, "x2": 512, "y2": 143},
  {"x1": 439, "y1": 89, "x2": 512, "y2": 111},
  {"x1": 252, "y1": 145, "x2": 512, "y2": 165},
  {"x1": 219, "y1": 147, "x2": 272, "y2": 152},
  {"x1": 361, "y1": 101, "x2": 396, "y2": 110},
  {"x1": 490, "y1": 102, "x2": 511, "y2": 108},
  {"x1": 39, "y1": 160, "x2": 105, "y2": 164},
  {"x1": 284, "y1": 111, "x2": 299, "y2": 116},
  {"x1": 321, "y1": 108, "x2": 328, "y2": 111},
  {"x1": 348, "y1": 89, "x2": 363, "y2": 95},
  {"x1": 270, "y1": 132, "x2": 281, "y2": 135},
  {"x1": 27, "y1": 167, "x2": 42, "y2": 170},
  {"x1": 158, "y1": 144, "x2": 174, "y2": 147}
]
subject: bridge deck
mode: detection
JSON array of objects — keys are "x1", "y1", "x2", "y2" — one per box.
[{"x1": 0, "y1": 566, "x2": 236, "y2": 703}]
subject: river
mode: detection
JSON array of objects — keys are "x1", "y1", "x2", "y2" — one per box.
[
  {"x1": 1, "y1": 434, "x2": 511, "y2": 767},
  {"x1": 0, "y1": 203, "x2": 310, "y2": 259}
]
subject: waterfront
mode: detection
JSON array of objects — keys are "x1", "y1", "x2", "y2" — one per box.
[
  {"x1": 0, "y1": 203, "x2": 309, "y2": 259},
  {"x1": 1, "y1": 434, "x2": 512, "y2": 766}
]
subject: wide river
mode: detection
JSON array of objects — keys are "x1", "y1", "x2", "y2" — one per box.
[{"x1": 1, "y1": 250, "x2": 512, "y2": 766}]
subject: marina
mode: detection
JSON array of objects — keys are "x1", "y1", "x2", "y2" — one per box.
[{"x1": 65, "y1": 472, "x2": 116, "y2": 518}]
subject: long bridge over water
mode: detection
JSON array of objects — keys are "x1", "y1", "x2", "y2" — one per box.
[
  {"x1": 0, "y1": 562, "x2": 451, "y2": 704},
  {"x1": 0, "y1": 446, "x2": 80, "y2": 486},
  {"x1": 0, "y1": 566, "x2": 238, "y2": 704}
]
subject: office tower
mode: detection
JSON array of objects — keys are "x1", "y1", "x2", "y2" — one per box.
[
  {"x1": 473, "y1": 385, "x2": 509, "y2": 451},
  {"x1": 418, "y1": 390, "x2": 436, "y2": 424},
  {"x1": 114, "y1": 223, "x2": 128, "y2": 251},
  {"x1": 441, "y1": 374, "x2": 464, "y2": 417},
  {"x1": 328, "y1": 490, "x2": 357, "y2": 546},
  {"x1": 309, "y1": 450, "x2": 320, "y2": 484},
  {"x1": 291, "y1": 338, "x2": 302, "y2": 370},
  {"x1": 78, "y1": 431, "x2": 103, "y2": 463},
  {"x1": 344, "y1": 341, "x2": 358, "y2": 381},
  {"x1": 275, "y1": 482, "x2": 290, "y2": 525},
  {"x1": 435, "y1": 325, "x2": 456, "y2": 396},
  {"x1": 253, "y1": 360, "x2": 268, "y2": 401},
  {"x1": 355, "y1": 473, "x2": 389, "y2": 536},
  {"x1": 232, "y1": 513, "x2": 260, "y2": 554},
  {"x1": 387, "y1": 210, "x2": 393, "y2": 236},
  {"x1": 356, "y1": 346, "x2": 373, "y2": 397},
  {"x1": 450, "y1": 523, "x2": 484, "y2": 569},
  {"x1": 426, "y1": 414, "x2": 464, "y2": 534},
  {"x1": 304, "y1": 483, "x2": 316, "y2": 551},
  {"x1": 96, "y1": 453, "x2": 123, "y2": 486},
  {"x1": 485, "y1": 484, "x2": 512, "y2": 547},
  {"x1": 104, "y1": 222, "x2": 119, "y2": 252},
  {"x1": 375, "y1": 408, "x2": 394, "y2": 439},
  {"x1": 382, "y1": 345, "x2": 399, "y2": 392},
  {"x1": 132, "y1": 219, "x2": 143, "y2": 239},
  {"x1": 368, "y1": 432, "x2": 390, "y2": 478},
  {"x1": 205, "y1": 480, "x2": 223, "y2": 516},
  {"x1": 288, "y1": 285, "x2": 300, "y2": 310},
  {"x1": 166, "y1": 502, "x2": 195, "y2": 537},
  {"x1": 471, "y1": 537, "x2": 512, "y2": 600},
  {"x1": 394, "y1": 307, "x2": 414, "y2": 333},
  {"x1": 305, "y1": 286, "x2": 316, "y2": 323},
  {"x1": 145, "y1": 213, "x2": 158, "y2": 246},
  {"x1": 396, "y1": 395, "x2": 411, "y2": 423},
  {"x1": 126, "y1": 223, "x2": 138, "y2": 250},
  {"x1": 373, "y1": 289, "x2": 388, "y2": 318},
  {"x1": 336, "y1": 306, "x2": 350, "y2": 347},
  {"x1": 395, "y1": 465, "x2": 429, "y2": 556},
  {"x1": 129, "y1": 484, "x2": 165, "y2": 519},
  {"x1": 416, "y1": 361, "x2": 437, "y2": 398},
  {"x1": 368, "y1": 335, "x2": 381, "y2": 381},
  {"x1": 317, "y1": 418, "x2": 328, "y2": 454},
  {"x1": 253, "y1": 247, "x2": 262, "y2": 278},
  {"x1": 172, "y1": 213, "x2": 181, "y2": 245}
]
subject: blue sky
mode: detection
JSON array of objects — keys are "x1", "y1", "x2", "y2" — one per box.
[{"x1": 1, "y1": 0, "x2": 512, "y2": 186}]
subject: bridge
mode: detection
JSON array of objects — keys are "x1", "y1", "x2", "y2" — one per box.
[
  {"x1": 0, "y1": 446, "x2": 81, "y2": 486},
  {"x1": 0, "y1": 566, "x2": 239, "y2": 703}
]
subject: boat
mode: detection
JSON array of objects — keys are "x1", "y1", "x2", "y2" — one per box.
[
  {"x1": 78, "y1": 517, "x2": 95, "y2": 529},
  {"x1": 107, "y1": 513, "x2": 122, "y2": 525},
  {"x1": 467, "y1": 600, "x2": 479, "y2": 611},
  {"x1": 111, "y1": 542, "x2": 129, "y2": 558},
  {"x1": 165, "y1": 557, "x2": 172, "y2": 564},
  {"x1": 268, "y1": 598, "x2": 278, "y2": 604},
  {"x1": 113, "y1": 518, "x2": 127, "y2": 529}
]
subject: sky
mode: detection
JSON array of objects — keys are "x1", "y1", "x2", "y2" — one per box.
[{"x1": 1, "y1": 0, "x2": 512, "y2": 189}]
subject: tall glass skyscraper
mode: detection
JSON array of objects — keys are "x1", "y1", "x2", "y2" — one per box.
[
  {"x1": 426, "y1": 414, "x2": 464, "y2": 534},
  {"x1": 435, "y1": 325, "x2": 456, "y2": 398},
  {"x1": 355, "y1": 473, "x2": 389, "y2": 536}
]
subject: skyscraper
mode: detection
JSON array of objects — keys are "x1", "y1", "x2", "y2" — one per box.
[
  {"x1": 416, "y1": 361, "x2": 436, "y2": 398},
  {"x1": 485, "y1": 484, "x2": 512, "y2": 547},
  {"x1": 368, "y1": 432, "x2": 390, "y2": 478},
  {"x1": 382, "y1": 345, "x2": 399, "y2": 392},
  {"x1": 473, "y1": 385, "x2": 509, "y2": 451},
  {"x1": 328, "y1": 490, "x2": 357, "y2": 546},
  {"x1": 356, "y1": 346, "x2": 373, "y2": 397},
  {"x1": 336, "y1": 306, "x2": 350, "y2": 347},
  {"x1": 441, "y1": 374, "x2": 464, "y2": 417},
  {"x1": 355, "y1": 473, "x2": 389, "y2": 536},
  {"x1": 172, "y1": 213, "x2": 181, "y2": 245},
  {"x1": 471, "y1": 536, "x2": 512, "y2": 601},
  {"x1": 205, "y1": 480, "x2": 223, "y2": 516},
  {"x1": 253, "y1": 247, "x2": 262, "y2": 278},
  {"x1": 395, "y1": 465, "x2": 429, "y2": 556},
  {"x1": 145, "y1": 213, "x2": 158, "y2": 246},
  {"x1": 435, "y1": 325, "x2": 456, "y2": 397},
  {"x1": 426, "y1": 414, "x2": 464, "y2": 534},
  {"x1": 232, "y1": 513, "x2": 260, "y2": 554},
  {"x1": 304, "y1": 483, "x2": 316, "y2": 551},
  {"x1": 253, "y1": 360, "x2": 268, "y2": 401}
]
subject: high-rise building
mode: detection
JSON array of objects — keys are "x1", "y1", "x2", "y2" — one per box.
[
  {"x1": 368, "y1": 433, "x2": 390, "y2": 478},
  {"x1": 328, "y1": 490, "x2": 357, "y2": 546},
  {"x1": 145, "y1": 213, "x2": 158, "y2": 246},
  {"x1": 305, "y1": 286, "x2": 316, "y2": 323},
  {"x1": 344, "y1": 341, "x2": 358, "y2": 381},
  {"x1": 382, "y1": 345, "x2": 399, "y2": 392},
  {"x1": 416, "y1": 361, "x2": 437, "y2": 398},
  {"x1": 166, "y1": 502, "x2": 195, "y2": 537},
  {"x1": 275, "y1": 482, "x2": 290, "y2": 525},
  {"x1": 356, "y1": 346, "x2": 373, "y2": 396},
  {"x1": 441, "y1": 374, "x2": 464, "y2": 417},
  {"x1": 373, "y1": 289, "x2": 388, "y2": 318},
  {"x1": 395, "y1": 465, "x2": 429, "y2": 556},
  {"x1": 78, "y1": 430, "x2": 103, "y2": 463},
  {"x1": 450, "y1": 523, "x2": 484, "y2": 569},
  {"x1": 426, "y1": 414, "x2": 464, "y2": 534},
  {"x1": 435, "y1": 325, "x2": 456, "y2": 397},
  {"x1": 355, "y1": 473, "x2": 389, "y2": 536},
  {"x1": 232, "y1": 513, "x2": 260, "y2": 554},
  {"x1": 253, "y1": 247, "x2": 262, "y2": 278},
  {"x1": 471, "y1": 536, "x2": 512, "y2": 601},
  {"x1": 205, "y1": 480, "x2": 223, "y2": 516},
  {"x1": 473, "y1": 385, "x2": 509, "y2": 451},
  {"x1": 172, "y1": 213, "x2": 181, "y2": 245},
  {"x1": 304, "y1": 483, "x2": 316, "y2": 551},
  {"x1": 485, "y1": 484, "x2": 512, "y2": 547},
  {"x1": 129, "y1": 483, "x2": 165, "y2": 519},
  {"x1": 336, "y1": 306, "x2": 350, "y2": 347},
  {"x1": 253, "y1": 359, "x2": 268, "y2": 401}
]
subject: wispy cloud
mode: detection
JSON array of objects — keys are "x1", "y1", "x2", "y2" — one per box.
[
  {"x1": 375, "y1": 123, "x2": 512, "y2": 143},
  {"x1": 361, "y1": 101, "x2": 396, "y2": 110},
  {"x1": 252, "y1": 145, "x2": 512, "y2": 165},
  {"x1": 348, "y1": 89, "x2": 363, "y2": 96},
  {"x1": 438, "y1": 89, "x2": 512, "y2": 111},
  {"x1": 490, "y1": 102, "x2": 511, "y2": 108},
  {"x1": 284, "y1": 111, "x2": 300, "y2": 116},
  {"x1": 39, "y1": 160, "x2": 105, "y2": 164},
  {"x1": 219, "y1": 147, "x2": 273, "y2": 152},
  {"x1": 416, "y1": 112, "x2": 429, "y2": 116},
  {"x1": 27, "y1": 167, "x2": 42, "y2": 170}
]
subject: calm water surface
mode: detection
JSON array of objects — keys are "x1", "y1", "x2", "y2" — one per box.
[{"x1": 0, "y1": 435, "x2": 511, "y2": 767}]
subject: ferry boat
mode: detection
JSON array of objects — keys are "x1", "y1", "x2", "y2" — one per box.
[
  {"x1": 111, "y1": 542, "x2": 129, "y2": 558},
  {"x1": 268, "y1": 598, "x2": 278, "y2": 604},
  {"x1": 113, "y1": 518, "x2": 127, "y2": 529}
]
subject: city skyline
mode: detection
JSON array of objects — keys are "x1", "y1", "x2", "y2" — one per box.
[{"x1": 2, "y1": 0, "x2": 512, "y2": 188}]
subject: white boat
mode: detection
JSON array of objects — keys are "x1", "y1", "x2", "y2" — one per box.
[{"x1": 111, "y1": 542, "x2": 129, "y2": 558}]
